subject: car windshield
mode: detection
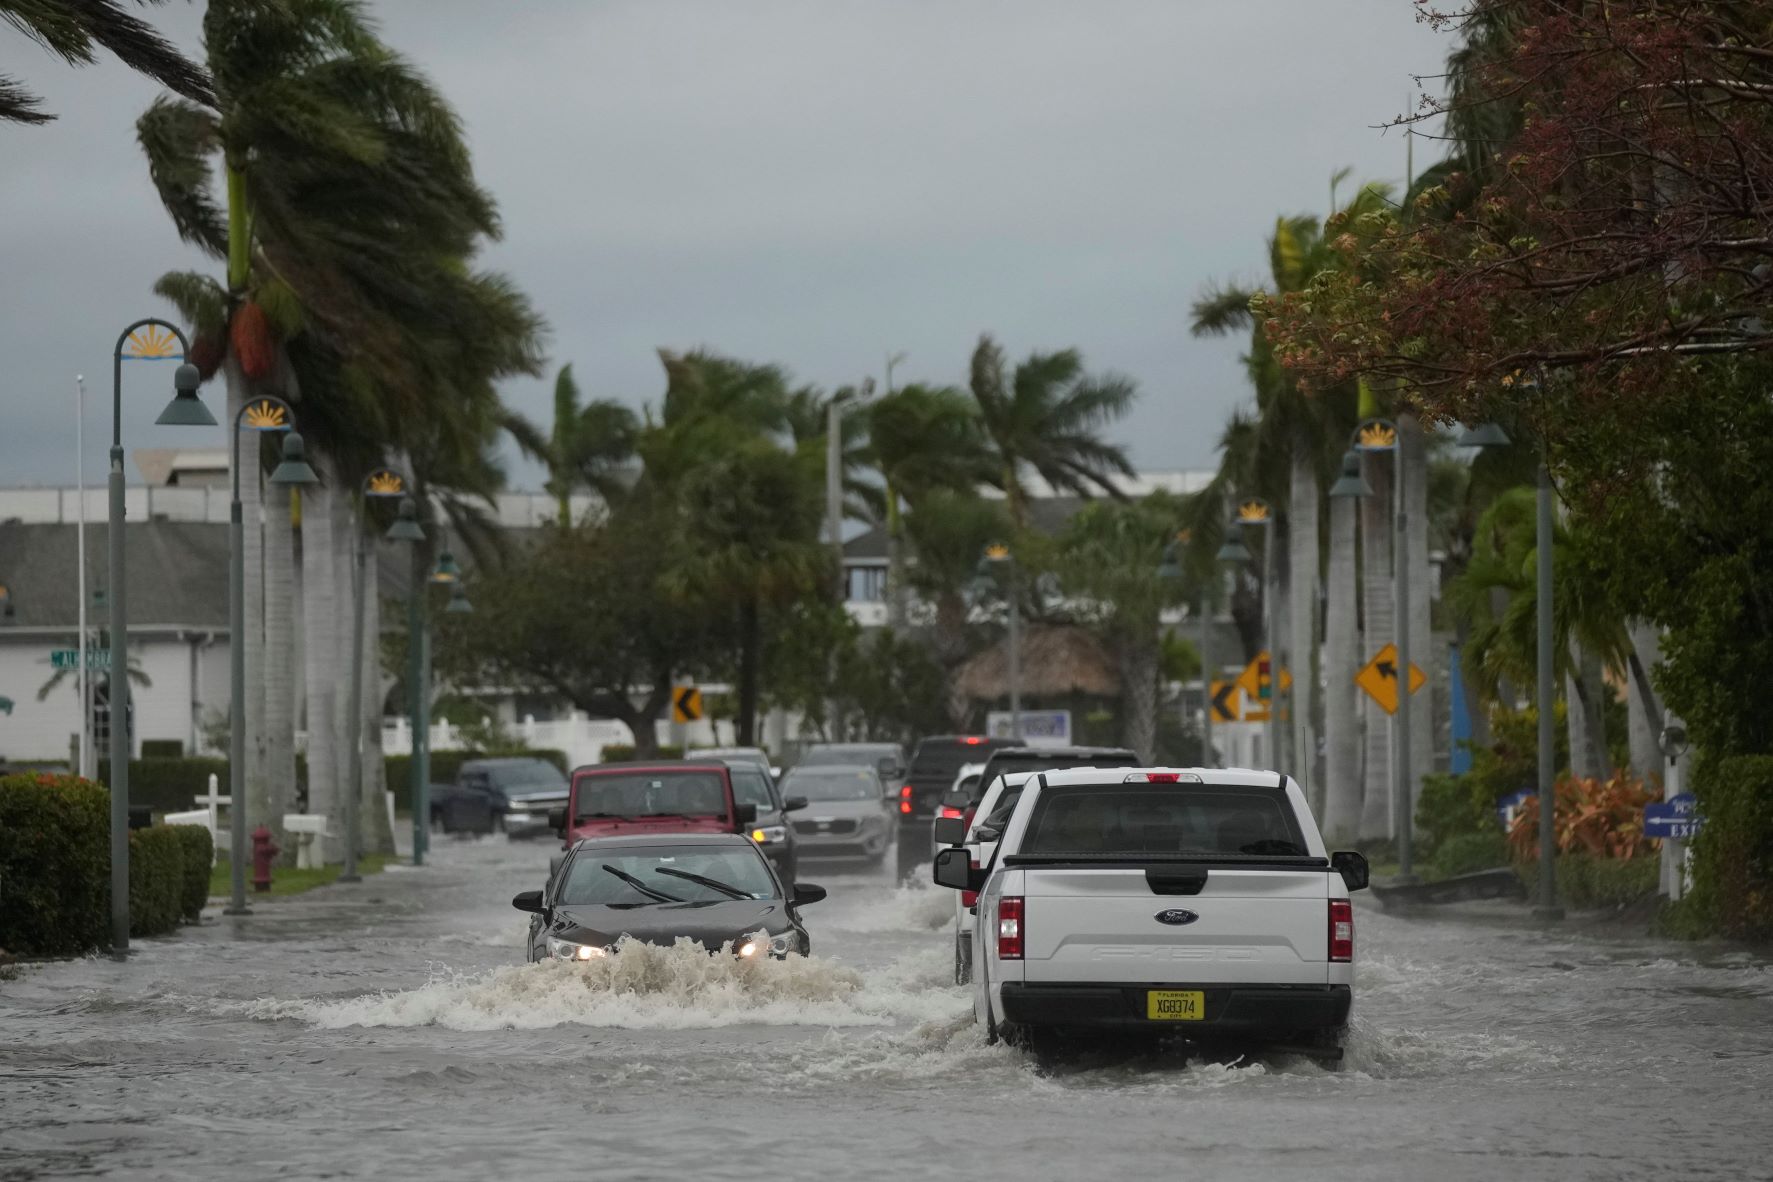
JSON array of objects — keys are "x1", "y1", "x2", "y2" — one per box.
[
  {"x1": 491, "y1": 761, "x2": 566, "y2": 791},
  {"x1": 782, "y1": 770, "x2": 880, "y2": 801},
  {"x1": 557, "y1": 848, "x2": 778, "y2": 905},
  {"x1": 727, "y1": 766, "x2": 776, "y2": 811},
  {"x1": 1022, "y1": 786, "x2": 1308, "y2": 857},
  {"x1": 575, "y1": 771, "x2": 728, "y2": 820}
]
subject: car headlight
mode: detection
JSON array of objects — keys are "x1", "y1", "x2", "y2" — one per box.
[
  {"x1": 546, "y1": 936, "x2": 610, "y2": 962},
  {"x1": 749, "y1": 825, "x2": 788, "y2": 845},
  {"x1": 768, "y1": 932, "x2": 797, "y2": 957},
  {"x1": 735, "y1": 937, "x2": 762, "y2": 959}
]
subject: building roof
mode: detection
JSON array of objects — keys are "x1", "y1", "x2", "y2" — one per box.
[{"x1": 951, "y1": 623, "x2": 1121, "y2": 699}]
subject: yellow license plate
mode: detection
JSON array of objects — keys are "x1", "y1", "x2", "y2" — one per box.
[{"x1": 1146, "y1": 990, "x2": 1205, "y2": 1021}]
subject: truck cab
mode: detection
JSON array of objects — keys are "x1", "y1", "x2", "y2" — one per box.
[{"x1": 550, "y1": 762, "x2": 757, "y2": 849}]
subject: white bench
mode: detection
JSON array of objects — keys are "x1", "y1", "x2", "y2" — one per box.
[{"x1": 281, "y1": 814, "x2": 330, "y2": 869}]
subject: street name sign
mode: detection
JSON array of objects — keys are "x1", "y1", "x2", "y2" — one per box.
[
  {"x1": 1355, "y1": 643, "x2": 1425, "y2": 714},
  {"x1": 1644, "y1": 793, "x2": 1703, "y2": 840},
  {"x1": 50, "y1": 649, "x2": 111, "y2": 670}
]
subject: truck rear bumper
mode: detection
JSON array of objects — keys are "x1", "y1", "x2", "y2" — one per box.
[{"x1": 999, "y1": 982, "x2": 1350, "y2": 1034}]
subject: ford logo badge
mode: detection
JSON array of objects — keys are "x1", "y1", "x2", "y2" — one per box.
[{"x1": 1154, "y1": 909, "x2": 1198, "y2": 926}]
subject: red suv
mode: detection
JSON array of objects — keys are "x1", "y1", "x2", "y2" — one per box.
[{"x1": 549, "y1": 762, "x2": 757, "y2": 848}]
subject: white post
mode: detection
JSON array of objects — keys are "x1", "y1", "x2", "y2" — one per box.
[
  {"x1": 1661, "y1": 754, "x2": 1685, "y2": 902},
  {"x1": 76, "y1": 375, "x2": 89, "y2": 778}
]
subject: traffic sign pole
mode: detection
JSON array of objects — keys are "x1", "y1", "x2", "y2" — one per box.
[
  {"x1": 1395, "y1": 480, "x2": 1416, "y2": 884},
  {"x1": 1199, "y1": 596, "x2": 1212, "y2": 768}
]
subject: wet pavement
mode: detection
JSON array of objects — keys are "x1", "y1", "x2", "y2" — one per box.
[{"x1": 2, "y1": 836, "x2": 1770, "y2": 1181}]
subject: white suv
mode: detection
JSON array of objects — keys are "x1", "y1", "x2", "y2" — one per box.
[{"x1": 933, "y1": 767, "x2": 1368, "y2": 1058}]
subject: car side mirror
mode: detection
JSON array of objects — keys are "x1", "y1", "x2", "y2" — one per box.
[
  {"x1": 734, "y1": 802, "x2": 758, "y2": 827},
  {"x1": 792, "y1": 882, "x2": 827, "y2": 906},
  {"x1": 933, "y1": 846, "x2": 986, "y2": 892},
  {"x1": 783, "y1": 796, "x2": 809, "y2": 813},
  {"x1": 547, "y1": 807, "x2": 566, "y2": 834},
  {"x1": 512, "y1": 889, "x2": 546, "y2": 914},
  {"x1": 932, "y1": 816, "x2": 966, "y2": 847},
  {"x1": 1331, "y1": 851, "x2": 1370, "y2": 892}
]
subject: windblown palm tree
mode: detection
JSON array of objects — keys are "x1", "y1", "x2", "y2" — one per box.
[
  {"x1": 1, "y1": 0, "x2": 211, "y2": 125},
  {"x1": 966, "y1": 335, "x2": 1137, "y2": 528},
  {"x1": 502, "y1": 364, "x2": 638, "y2": 525}
]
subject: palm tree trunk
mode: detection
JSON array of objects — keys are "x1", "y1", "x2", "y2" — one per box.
[
  {"x1": 1119, "y1": 637, "x2": 1159, "y2": 764},
  {"x1": 301, "y1": 453, "x2": 339, "y2": 856},
  {"x1": 737, "y1": 596, "x2": 761, "y2": 746},
  {"x1": 330, "y1": 488, "x2": 356, "y2": 859},
  {"x1": 1564, "y1": 644, "x2": 1609, "y2": 779},
  {"x1": 1287, "y1": 440, "x2": 1320, "y2": 812},
  {"x1": 885, "y1": 485, "x2": 908, "y2": 631},
  {"x1": 1400, "y1": 413, "x2": 1433, "y2": 840},
  {"x1": 264, "y1": 480, "x2": 298, "y2": 863},
  {"x1": 227, "y1": 362, "x2": 271, "y2": 835},
  {"x1": 1626, "y1": 622, "x2": 1662, "y2": 782},
  {"x1": 1358, "y1": 451, "x2": 1393, "y2": 842},
  {"x1": 361, "y1": 568, "x2": 395, "y2": 854},
  {"x1": 1323, "y1": 492, "x2": 1362, "y2": 843}
]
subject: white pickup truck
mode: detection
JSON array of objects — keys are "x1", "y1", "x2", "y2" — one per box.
[{"x1": 933, "y1": 767, "x2": 1368, "y2": 1057}]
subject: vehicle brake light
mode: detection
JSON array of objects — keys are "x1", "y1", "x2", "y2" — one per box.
[
  {"x1": 898, "y1": 784, "x2": 913, "y2": 815},
  {"x1": 962, "y1": 856, "x2": 981, "y2": 909},
  {"x1": 1329, "y1": 899, "x2": 1354, "y2": 962},
  {"x1": 938, "y1": 806, "x2": 964, "y2": 820},
  {"x1": 998, "y1": 896, "x2": 1023, "y2": 959},
  {"x1": 963, "y1": 736, "x2": 985, "y2": 745},
  {"x1": 1124, "y1": 771, "x2": 1201, "y2": 783}
]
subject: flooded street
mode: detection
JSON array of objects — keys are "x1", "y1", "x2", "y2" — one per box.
[{"x1": 3, "y1": 837, "x2": 1770, "y2": 1182}]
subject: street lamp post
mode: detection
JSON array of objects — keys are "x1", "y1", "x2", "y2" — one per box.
[
  {"x1": 1214, "y1": 521, "x2": 1254, "y2": 766},
  {"x1": 225, "y1": 399, "x2": 317, "y2": 917},
  {"x1": 1459, "y1": 421, "x2": 1561, "y2": 918},
  {"x1": 411, "y1": 544, "x2": 470, "y2": 864},
  {"x1": 1230, "y1": 500, "x2": 1278, "y2": 770},
  {"x1": 981, "y1": 545, "x2": 1020, "y2": 737},
  {"x1": 340, "y1": 474, "x2": 422, "y2": 882},
  {"x1": 107, "y1": 319, "x2": 210, "y2": 956},
  {"x1": 1158, "y1": 534, "x2": 1212, "y2": 768}
]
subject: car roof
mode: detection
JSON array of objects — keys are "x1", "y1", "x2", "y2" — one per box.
[
  {"x1": 983, "y1": 746, "x2": 1137, "y2": 763},
  {"x1": 1032, "y1": 766, "x2": 1288, "y2": 788},
  {"x1": 698, "y1": 747, "x2": 768, "y2": 757},
  {"x1": 569, "y1": 833, "x2": 755, "y2": 851},
  {"x1": 571, "y1": 761, "x2": 730, "y2": 775}
]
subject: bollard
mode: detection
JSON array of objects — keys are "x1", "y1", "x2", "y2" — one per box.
[{"x1": 251, "y1": 826, "x2": 280, "y2": 893}]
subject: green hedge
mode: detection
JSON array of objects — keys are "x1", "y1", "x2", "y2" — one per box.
[
  {"x1": 128, "y1": 825, "x2": 185, "y2": 938},
  {"x1": 383, "y1": 748, "x2": 568, "y2": 812},
  {"x1": 1429, "y1": 831, "x2": 1513, "y2": 879},
  {"x1": 169, "y1": 824, "x2": 213, "y2": 921},
  {"x1": 1514, "y1": 855, "x2": 1659, "y2": 910},
  {"x1": 1687, "y1": 754, "x2": 1773, "y2": 940},
  {"x1": 141, "y1": 740, "x2": 185, "y2": 759},
  {"x1": 0, "y1": 774, "x2": 110, "y2": 956},
  {"x1": 98, "y1": 757, "x2": 232, "y2": 815}
]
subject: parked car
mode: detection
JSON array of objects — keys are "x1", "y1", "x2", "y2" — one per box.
[
  {"x1": 933, "y1": 767, "x2": 1368, "y2": 1057},
  {"x1": 550, "y1": 762, "x2": 758, "y2": 849},
  {"x1": 896, "y1": 735, "x2": 1024, "y2": 826},
  {"x1": 717, "y1": 758, "x2": 806, "y2": 884},
  {"x1": 776, "y1": 765, "x2": 892, "y2": 864},
  {"x1": 514, "y1": 833, "x2": 826, "y2": 961},
  {"x1": 796, "y1": 742, "x2": 906, "y2": 781},
  {"x1": 427, "y1": 782, "x2": 496, "y2": 835},
  {"x1": 452, "y1": 756, "x2": 570, "y2": 838}
]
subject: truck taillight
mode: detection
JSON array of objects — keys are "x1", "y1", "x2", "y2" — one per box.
[
  {"x1": 1328, "y1": 899, "x2": 1354, "y2": 962},
  {"x1": 898, "y1": 785, "x2": 913, "y2": 815},
  {"x1": 962, "y1": 857, "x2": 981, "y2": 909},
  {"x1": 997, "y1": 896, "x2": 1024, "y2": 960}
]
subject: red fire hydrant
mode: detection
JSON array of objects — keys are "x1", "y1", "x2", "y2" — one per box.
[{"x1": 251, "y1": 826, "x2": 280, "y2": 893}]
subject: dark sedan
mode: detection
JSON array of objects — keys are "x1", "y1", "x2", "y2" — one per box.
[{"x1": 513, "y1": 834, "x2": 826, "y2": 962}]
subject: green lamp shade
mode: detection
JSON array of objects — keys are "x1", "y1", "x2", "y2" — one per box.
[
  {"x1": 431, "y1": 551, "x2": 463, "y2": 584},
  {"x1": 1215, "y1": 522, "x2": 1253, "y2": 564},
  {"x1": 156, "y1": 388, "x2": 217, "y2": 427},
  {"x1": 445, "y1": 584, "x2": 473, "y2": 614},
  {"x1": 1329, "y1": 448, "x2": 1373, "y2": 499},
  {"x1": 270, "y1": 432, "x2": 320, "y2": 485}
]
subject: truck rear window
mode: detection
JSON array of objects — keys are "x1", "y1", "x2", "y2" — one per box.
[
  {"x1": 576, "y1": 771, "x2": 727, "y2": 820},
  {"x1": 1021, "y1": 785, "x2": 1307, "y2": 857}
]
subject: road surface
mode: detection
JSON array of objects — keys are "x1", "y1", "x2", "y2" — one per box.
[{"x1": 2, "y1": 837, "x2": 1769, "y2": 1181}]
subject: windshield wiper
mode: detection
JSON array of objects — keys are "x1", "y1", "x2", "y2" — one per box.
[
  {"x1": 601, "y1": 864, "x2": 681, "y2": 903},
  {"x1": 652, "y1": 866, "x2": 752, "y2": 900}
]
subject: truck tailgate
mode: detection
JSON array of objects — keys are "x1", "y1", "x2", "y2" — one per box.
[{"x1": 1020, "y1": 866, "x2": 1331, "y2": 985}]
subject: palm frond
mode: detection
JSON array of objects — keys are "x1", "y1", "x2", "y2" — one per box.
[
  {"x1": 0, "y1": 73, "x2": 50, "y2": 123},
  {"x1": 1189, "y1": 283, "x2": 1258, "y2": 337},
  {"x1": 135, "y1": 96, "x2": 226, "y2": 254},
  {"x1": 151, "y1": 270, "x2": 228, "y2": 334}
]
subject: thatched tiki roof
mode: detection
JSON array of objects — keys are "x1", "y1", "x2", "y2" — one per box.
[{"x1": 952, "y1": 624, "x2": 1121, "y2": 701}]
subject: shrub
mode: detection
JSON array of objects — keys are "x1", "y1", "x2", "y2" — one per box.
[
  {"x1": 127, "y1": 825, "x2": 185, "y2": 938},
  {"x1": 1686, "y1": 754, "x2": 1773, "y2": 940},
  {"x1": 1516, "y1": 854, "x2": 1659, "y2": 910},
  {"x1": 598, "y1": 745, "x2": 683, "y2": 762},
  {"x1": 140, "y1": 740, "x2": 185, "y2": 759},
  {"x1": 1429, "y1": 831, "x2": 1513, "y2": 879},
  {"x1": 1507, "y1": 771, "x2": 1657, "y2": 861},
  {"x1": 168, "y1": 825, "x2": 213, "y2": 921},
  {"x1": 1416, "y1": 773, "x2": 1501, "y2": 858},
  {"x1": 0, "y1": 774, "x2": 110, "y2": 956}
]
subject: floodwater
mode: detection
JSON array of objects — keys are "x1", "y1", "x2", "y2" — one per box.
[{"x1": 2, "y1": 837, "x2": 1770, "y2": 1182}]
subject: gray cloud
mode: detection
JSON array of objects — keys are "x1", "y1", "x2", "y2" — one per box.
[{"x1": 0, "y1": 1, "x2": 1447, "y2": 489}]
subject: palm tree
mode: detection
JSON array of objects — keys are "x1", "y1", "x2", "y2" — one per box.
[
  {"x1": 140, "y1": 0, "x2": 541, "y2": 855},
  {"x1": 502, "y1": 364, "x2": 638, "y2": 525},
  {"x1": 966, "y1": 336, "x2": 1137, "y2": 528},
  {"x1": 900, "y1": 488, "x2": 1014, "y2": 720},
  {"x1": 1, "y1": 0, "x2": 210, "y2": 125},
  {"x1": 860, "y1": 383, "x2": 996, "y2": 627}
]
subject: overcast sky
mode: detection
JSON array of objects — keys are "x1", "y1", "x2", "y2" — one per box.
[{"x1": 1, "y1": 1, "x2": 1449, "y2": 490}]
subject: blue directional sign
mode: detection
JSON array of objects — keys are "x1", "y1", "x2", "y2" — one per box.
[{"x1": 1644, "y1": 793, "x2": 1702, "y2": 840}]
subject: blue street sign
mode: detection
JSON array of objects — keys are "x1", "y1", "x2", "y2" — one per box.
[
  {"x1": 1644, "y1": 794, "x2": 1702, "y2": 840},
  {"x1": 1497, "y1": 788, "x2": 1534, "y2": 829}
]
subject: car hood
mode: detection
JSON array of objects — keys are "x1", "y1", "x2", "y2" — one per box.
[
  {"x1": 504, "y1": 789, "x2": 568, "y2": 806},
  {"x1": 550, "y1": 899, "x2": 789, "y2": 951},
  {"x1": 793, "y1": 799, "x2": 884, "y2": 821}
]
